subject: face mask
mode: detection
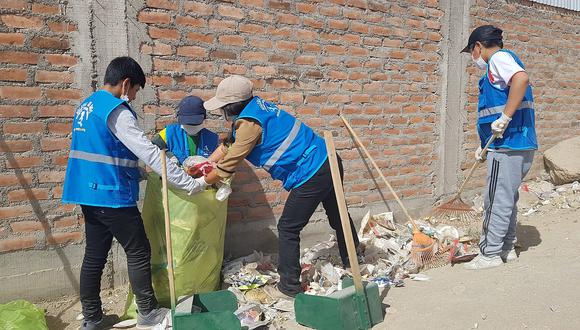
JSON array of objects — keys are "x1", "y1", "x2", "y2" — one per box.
[
  {"x1": 471, "y1": 46, "x2": 487, "y2": 70},
  {"x1": 182, "y1": 124, "x2": 204, "y2": 136}
]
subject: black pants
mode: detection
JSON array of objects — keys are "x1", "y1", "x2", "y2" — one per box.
[
  {"x1": 277, "y1": 157, "x2": 359, "y2": 296},
  {"x1": 80, "y1": 205, "x2": 158, "y2": 321}
]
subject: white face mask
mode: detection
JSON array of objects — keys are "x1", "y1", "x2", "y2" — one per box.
[
  {"x1": 472, "y1": 54, "x2": 487, "y2": 70},
  {"x1": 181, "y1": 124, "x2": 203, "y2": 136}
]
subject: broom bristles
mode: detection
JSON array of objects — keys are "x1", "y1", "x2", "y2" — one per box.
[{"x1": 433, "y1": 196, "x2": 479, "y2": 222}]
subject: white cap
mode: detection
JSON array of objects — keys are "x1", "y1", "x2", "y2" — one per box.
[{"x1": 203, "y1": 75, "x2": 253, "y2": 111}]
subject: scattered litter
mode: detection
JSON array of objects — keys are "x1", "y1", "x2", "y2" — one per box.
[
  {"x1": 472, "y1": 194, "x2": 484, "y2": 213},
  {"x1": 572, "y1": 181, "x2": 580, "y2": 193},
  {"x1": 219, "y1": 209, "x2": 474, "y2": 328},
  {"x1": 481, "y1": 313, "x2": 487, "y2": 320},
  {"x1": 235, "y1": 304, "x2": 271, "y2": 330},
  {"x1": 75, "y1": 313, "x2": 84, "y2": 321},
  {"x1": 521, "y1": 179, "x2": 580, "y2": 215},
  {"x1": 409, "y1": 273, "x2": 430, "y2": 281}
]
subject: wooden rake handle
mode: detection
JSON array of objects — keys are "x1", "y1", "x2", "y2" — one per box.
[
  {"x1": 339, "y1": 114, "x2": 419, "y2": 231},
  {"x1": 323, "y1": 131, "x2": 364, "y2": 294},
  {"x1": 160, "y1": 149, "x2": 176, "y2": 310},
  {"x1": 455, "y1": 135, "x2": 497, "y2": 197}
]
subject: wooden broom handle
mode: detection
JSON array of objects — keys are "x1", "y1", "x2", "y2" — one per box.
[
  {"x1": 323, "y1": 131, "x2": 364, "y2": 293},
  {"x1": 455, "y1": 135, "x2": 497, "y2": 197},
  {"x1": 339, "y1": 114, "x2": 418, "y2": 230},
  {"x1": 160, "y1": 149, "x2": 176, "y2": 310}
]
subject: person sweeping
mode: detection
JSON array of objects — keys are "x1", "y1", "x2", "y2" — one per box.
[
  {"x1": 201, "y1": 75, "x2": 360, "y2": 299},
  {"x1": 460, "y1": 25, "x2": 538, "y2": 270},
  {"x1": 61, "y1": 57, "x2": 207, "y2": 329}
]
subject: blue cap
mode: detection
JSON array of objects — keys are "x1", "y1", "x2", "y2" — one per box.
[{"x1": 177, "y1": 96, "x2": 206, "y2": 125}]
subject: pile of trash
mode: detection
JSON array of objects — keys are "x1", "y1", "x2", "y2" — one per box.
[
  {"x1": 221, "y1": 211, "x2": 463, "y2": 329},
  {"x1": 519, "y1": 179, "x2": 580, "y2": 216}
]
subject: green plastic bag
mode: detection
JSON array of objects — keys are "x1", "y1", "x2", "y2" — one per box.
[
  {"x1": 123, "y1": 172, "x2": 228, "y2": 319},
  {"x1": 0, "y1": 300, "x2": 48, "y2": 330}
]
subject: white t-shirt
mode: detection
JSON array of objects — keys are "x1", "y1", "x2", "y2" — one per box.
[{"x1": 487, "y1": 51, "x2": 525, "y2": 89}]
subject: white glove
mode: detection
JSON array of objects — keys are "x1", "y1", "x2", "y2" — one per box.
[
  {"x1": 475, "y1": 146, "x2": 486, "y2": 163},
  {"x1": 491, "y1": 113, "x2": 512, "y2": 138},
  {"x1": 188, "y1": 176, "x2": 208, "y2": 195}
]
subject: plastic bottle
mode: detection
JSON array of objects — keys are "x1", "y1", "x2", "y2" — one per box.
[{"x1": 216, "y1": 182, "x2": 232, "y2": 201}]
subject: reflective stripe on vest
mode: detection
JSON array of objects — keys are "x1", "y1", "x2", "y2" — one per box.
[
  {"x1": 478, "y1": 100, "x2": 534, "y2": 119},
  {"x1": 69, "y1": 150, "x2": 138, "y2": 168},
  {"x1": 263, "y1": 120, "x2": 302, "y2": 171}
]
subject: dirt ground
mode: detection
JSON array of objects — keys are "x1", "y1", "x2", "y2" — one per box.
[{"x1": 38, "y1": 204, "x2": 580, "y2": 330}]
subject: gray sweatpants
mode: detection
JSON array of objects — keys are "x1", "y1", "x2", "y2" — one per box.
[{"x1": 479, "y1": 149, "x2": 534, "y2": 256}]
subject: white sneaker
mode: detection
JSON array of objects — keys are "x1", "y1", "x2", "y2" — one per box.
[
  {"x1": 463, "y1": 254, "x2": 502, "y2": 270},
  {"x1": 501, "y1": 248, "x2": 517, "y2": 262}
]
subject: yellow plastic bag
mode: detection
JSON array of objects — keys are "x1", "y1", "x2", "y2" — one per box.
[
  {"x1": 123, "y1": 172, "x2": 228, "y2": 319},
  {"x1": 0, "y1": 300, "x2": 48, "y2": 330}
]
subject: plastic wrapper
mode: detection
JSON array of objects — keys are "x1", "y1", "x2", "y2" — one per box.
[
  {"x1": 182, "y1": 155, "x2": 214, "y2": 178},
  {"x1": 0, "y1": 300, "x2": 48, "y2": 330}
]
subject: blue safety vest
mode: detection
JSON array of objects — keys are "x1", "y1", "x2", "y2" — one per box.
[
  {"x1": 165, "y1": 124, "x2": 219, "y2": 163},
  {"x1": 62, "y1": 90, "x2": 140, "y2": 208},
  {"x1": 235, "y1": 97, "x2": 328, "y2": 191},
  {"x1": 477, "y1": 49, "x2": 538, "y2": 150}
]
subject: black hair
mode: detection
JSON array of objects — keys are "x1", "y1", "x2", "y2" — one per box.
[
  {"x1": 471, "y1": 25, "x2": 504, "y2": 51},
  {"x1": 473, "y1": 39, "x2": 504, "y2": 51},
  {"x1": 222, "y1": 98, "x2": 252, "y2": 119},
  {"x1": 104, "y1": 56, "x2": 146, "y2": 88}
]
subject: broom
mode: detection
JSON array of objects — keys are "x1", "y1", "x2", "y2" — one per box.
[
  {"x1": 339, "y1": 115, "x2": 436, "y2": 268},
  {"x1": 433, "y1": 135, "x2": 497, "y2": 222}
]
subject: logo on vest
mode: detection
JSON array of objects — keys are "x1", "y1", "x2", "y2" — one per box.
[
  {"x1": 257, "y1": 98, "x2": 281, "y2": 116},
  {"x1": 74, "y1": 101, "x2": 94, "y2": 129}
]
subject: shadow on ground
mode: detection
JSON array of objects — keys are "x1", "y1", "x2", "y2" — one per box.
[{"x1": 516, "y1": 223, "x2": 542, "y2": 252}]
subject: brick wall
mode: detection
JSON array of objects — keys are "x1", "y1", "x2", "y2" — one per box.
[
  {"x1": 462, "y1": 0, "x2": 580, "y2": 190},
  {"x1": 139, "y1": 0, "x2": 444, "y2": 223},
  {"x1": 0, "y1": 0, "x2": 579, "y2": 259},
  {"x1": 0, "y1": 0, "x2": 82, "y2": 253}
]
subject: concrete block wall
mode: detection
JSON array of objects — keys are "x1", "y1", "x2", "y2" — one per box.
[{"x1": 0, "y1": 0, "x2": 579, "y2": 301}]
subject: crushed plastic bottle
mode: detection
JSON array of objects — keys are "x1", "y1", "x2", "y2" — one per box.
[
  {"x1": 216, "y1": 183, "x2": 232, "y2": 201},
  {"x1": 216, "y1": 177, "x2": 233, "y2": 201}
]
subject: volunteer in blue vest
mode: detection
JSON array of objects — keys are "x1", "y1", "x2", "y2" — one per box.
[
  {"x1": 151, "y1": 95, "x2": 219, "y2": 163},
  {"x1": 62, "y1": 57, "x2": 208, "y2": 329},
  {"x1": 200, "y1": 75, "x2": 360, "y2": 299},
  {"x1": 460, "y1": 26, "x2": 538, "y2": 270}
]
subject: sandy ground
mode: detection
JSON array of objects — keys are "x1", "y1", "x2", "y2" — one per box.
[{"x1": 38, "y1": 206, "x2": 580, "y2": 330}]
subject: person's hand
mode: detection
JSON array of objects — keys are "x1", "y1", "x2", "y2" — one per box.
[
  {"x1": 138, "y1": 167, "x2": 148, "y2": 181},
  {"x1": 475, "y1": 146, "x2": 486, "y2": 163},
  {"x1": 491, "y1": 113, "x2": 511, "y2": 138},
  {"x1": 188, "y1": 176, "x2": 208, "y2": 195}
]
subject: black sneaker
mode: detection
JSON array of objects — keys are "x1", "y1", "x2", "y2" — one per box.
[
  {"x1": 137, "y1": 307, "x2": 170, "y2": 329},
  {"x1": 80, "y1": 318, "x2": 102, "y2": 330}
]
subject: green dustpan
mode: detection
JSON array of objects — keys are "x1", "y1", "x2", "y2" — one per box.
[
  {"x1": 172, "y1": 291, "x2": 241, "y2": 329},
  {"x1": 294, "y1": 278, "x2": 383, "y2": 330},
  {"x1": 160, "y1": 150, "x2": 241, "y2": 330},
  {"x1": 294, "y1": 132, "x2": 385, "y2": 330}
]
